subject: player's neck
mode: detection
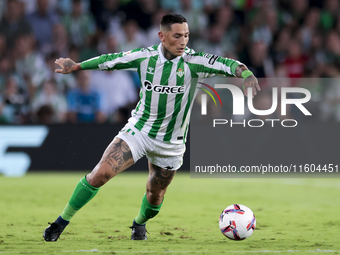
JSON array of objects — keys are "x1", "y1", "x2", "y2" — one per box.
[{"x1": 162, "y1": 45, "x2": 177, "y2": 60}]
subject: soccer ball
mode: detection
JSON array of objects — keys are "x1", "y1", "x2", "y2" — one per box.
[{"x1": 219, "y1": 204, "x2": 256, "y2": 240}]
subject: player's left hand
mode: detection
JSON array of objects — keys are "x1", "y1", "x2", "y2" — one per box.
[{"x1": 243, "y1": 75, "x2": 260, "y2": 98}]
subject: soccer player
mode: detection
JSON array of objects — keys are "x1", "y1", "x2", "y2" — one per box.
[{"x1": 43, "y1": 13, "x2": 260, "y2": 241}]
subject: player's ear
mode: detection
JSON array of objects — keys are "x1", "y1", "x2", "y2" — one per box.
[{"x1": 158, "y1": 31, "x2": 165, "y2": 42}]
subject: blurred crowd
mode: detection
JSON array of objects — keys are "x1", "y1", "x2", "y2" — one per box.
[{"x1": 0, "y1": 0, "x2": 340, "y2": 125}]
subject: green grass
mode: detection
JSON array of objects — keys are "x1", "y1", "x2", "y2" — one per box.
[{"x1": 0, "y1": 172, "x2": 340, "y2": 255}]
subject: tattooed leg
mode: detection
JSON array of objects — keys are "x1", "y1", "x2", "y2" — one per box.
[
  {"x1": 146, "y1": 162, "x2": 176, "y2": 205},
  {"x1": 86, "y1": 137, "x2": 134, "y2": 187}
]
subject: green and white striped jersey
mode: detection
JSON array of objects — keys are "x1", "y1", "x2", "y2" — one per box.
[{"x1": 81, "y1": 43, "x2": 241, "y2": 144}]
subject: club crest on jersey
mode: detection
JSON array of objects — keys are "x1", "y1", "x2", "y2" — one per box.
[
  {"x1": 143, "y1": 81, "x2": 184, "y2": 94},
  {"x1": 176, "y1": 68, "x2": 184, "y2": 78}
]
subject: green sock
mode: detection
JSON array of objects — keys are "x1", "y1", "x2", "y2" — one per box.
[
  {"x1": 134, "y1": 194, "x2": 163, "y2": 225},
  {"x1": 60, "y1": 176, "x2": 99, "y2": 221}
]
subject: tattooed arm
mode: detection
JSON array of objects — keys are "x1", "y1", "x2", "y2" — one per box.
[
  {"x1": 55, "y1": 58, "x2": 82, "y2": 74},
  {"x1": 235, "y1": 64, "x2": 261, "y2": 98}
]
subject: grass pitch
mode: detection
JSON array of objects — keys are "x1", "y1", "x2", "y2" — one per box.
[{"x1": 0, "y1": 172, "x2": 339, "y2": 255}]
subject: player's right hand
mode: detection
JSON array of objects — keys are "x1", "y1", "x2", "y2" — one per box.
[
  {"x1": 243, "y1": 75, "x2": 260, "y2": 98},
  {"x1": 55, "y1": 58, "x2": 78, "y2": 74}
]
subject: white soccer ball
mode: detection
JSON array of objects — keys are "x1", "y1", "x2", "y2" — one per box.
[{"x1": 219, "y1": 204, "x2": 256, "y2": 240}]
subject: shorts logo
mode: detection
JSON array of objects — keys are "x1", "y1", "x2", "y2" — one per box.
[
  {"x1": 143, "y1": 81, "x2": 185, "y2": 94},
  {"x1": 176, "y1": 68, "x2": 184, "y2": 78},
  {"x1": 121, "y1": 128, "x2": 135, "y2": 135}
]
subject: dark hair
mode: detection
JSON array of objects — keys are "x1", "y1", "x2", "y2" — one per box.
[{"x1": 160, "y1": 13, "x2": 187, "y2": 31}]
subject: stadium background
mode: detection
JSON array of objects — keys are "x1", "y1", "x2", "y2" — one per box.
[{"x1": 0, "y1": 0, "x2": 340, "y2": 174}]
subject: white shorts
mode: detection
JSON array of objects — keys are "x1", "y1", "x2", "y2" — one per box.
[{"x1": 115, "y1": 122, "x2": 186, "y2": 170}]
